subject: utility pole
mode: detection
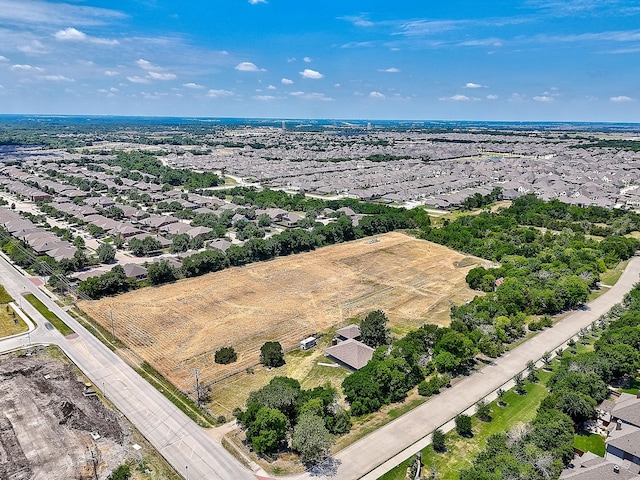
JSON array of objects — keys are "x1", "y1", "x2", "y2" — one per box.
[
  {"x1": 110, "y1": 310, "x2": 115, "y2": 343},
  {"x1": 194, "y1": 368, "x2": 200, "y2": 407}
]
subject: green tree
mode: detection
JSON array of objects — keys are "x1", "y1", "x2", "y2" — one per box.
[
  {"x1": 556, "y1": 391, "x2": 596, "y2": 423},
  {"x1": 433, "y1": 351, "x2": 461, "y2": 373},
  {"x1": 127, "y1": 238, "x2": 145, "y2": 256},
  {"x1": 432, "y1": 428, "x2": 446, "y2": 452},
  {"x1": 260, "y1": 341, "x2": 285, "y2": 367},
  {"x1": 360, "y1": 310, "x2": 390, "y2": 348},
  {"x1": 96, "y1": 243, "x2": 116, "y2": 264},
  {"x1": 291, "y1": 412, "x2": 334, "y2": 464},
  {"x1": 146, "y1": 260, "x2": 179, "y2": 285},
  {"x1": 214, "y1": 346, "x2": 237, "y2": 364},
  {"x1": 247, "y1": 407, "x2": 289, "y2": 454},
  {"x1": 170, "y1": 233, "x2": 190, "y2": 253},
  {"x1": 455, "y1": 414, "x2": 473, "y2": 437}
]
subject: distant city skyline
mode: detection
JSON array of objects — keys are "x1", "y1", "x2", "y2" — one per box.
[{"x1": 0, "y1": 0, "x2": 639, "y2": 121}]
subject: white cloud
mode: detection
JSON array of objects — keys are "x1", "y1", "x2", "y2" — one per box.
[
  {"x1": 17, "y1": 40, "x2": 48, "y2": 55},
  {"x1": 610, "y1": 95, "x2": 634, "y2": 102},
  {"x1": 0, "y1": 55, "x2": 8, "y2": 62},
  {"x1": 509, "y1": 93, "x2": 526, "y2": 103},
  {"x1": 54, "y1": 27, "x2": 118, "y2": 45},
  {"x1": 340, "y1": 41, "x2": 374, "y2": 49},
  {"x1": 341, "y1": 15, "x2": 374, "y2": 27},
  {"x1": 334, "y1": 83, "x2": 341, "y2": 87},
  {"x1": 439, "y1": 94, "x2": 471, "y2": 101},
  {"x1": 300, "y1": 68, "x2": 324, "y2": 79},
  {"x1": 0, "y1": 0, "x2": 126, "y2": 27},
  {"x1": 104, "y1": 70, "x2": 119, "y2": 76},
  {"x1": 54, "y1": 27, "x2": 85, "y2": 41},
  {"x1": 127, "y1": 76, "x2": 150, "y2": 84},
  {"x1": 533, "y1": 95, "x2": 554, "y2": 102},
  {"x1": 183, "y1": 82, "x2": 204, "y2": 89},
  {"x1": 458, "y1": 38, "x2": 503, "y2": 48},
  {"x1": 254, "y1": 95, "x2": 275, "y2": 101},
  {"x1": 207, "y1": 89, "x2": 233, "y2": 98},
  {"x1": 148, "y1": 71, "x2": 176, "y2": 80},
  {"x1": 136, "y1": 59, "x2": 158, "y2": 70},
  {"x1": 142, "y1": 91, "x2": 168, "y2": 100},
  {"x1": 486, "y1": 94, "x2": 498, "y2": 100},
  {"x1": 369, "y1": 91, "x2": 385, "y2": 98},
  {"x1": 267, "y1": 84, "x2": 276, "y2": 90},
  {"x1": 248, "y1": 0, "x2": 266, "y2": 4},
  {"x1": 235, "y1": 62, "x2": 265, "y2": 72},
  {"x1": 378, "y1": 67, "x2": 400, "y2": 73},
  {"x1": 303, "y1": 56, "x2": 312, "y2": 63},
  {"x1": 10, "y1": 64, "x2": 43, "y2": 71},
  {"x1": 464, "y1": 82, "x2": 486, "y2": 88},
  {"x1": 42, "y1": 74, "x2": 73, "y2": 81},
  {"x1": 281, "y1": 77, "x2": 294, "y2": 85},
  {"x1": 290, "y1": 91, "x2": 333, "y2": 101}
]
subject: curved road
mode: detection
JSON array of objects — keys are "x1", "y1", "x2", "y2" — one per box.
[{"x1": 2, "y1": 254, "x2": 639, "y2": 480}]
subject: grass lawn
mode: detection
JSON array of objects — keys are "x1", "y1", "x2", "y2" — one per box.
[
  {"x1": 0, "y1": 305, "x2": 28, "y2": 337},
  {"x1": 379, "y1": 379, "x2": 551, "y2": 480},
  {"x1": 618, "y1": 377, "x2": 640, "y2": 395},
  {"x1": 206, "y1": 342, "x2": 349, "y2": 417},
  {"x1": 574, "y1": 432, "x2": 605, "y2": 457},
  {"x1": 600, "y1": 260, "x2": 629, "y2": 286},
  {"x1": 0, "y1": 285, "x2": 13, "y2": 304},
  {"x1": 24, "y1": 294, "x2": 74, "y2": 336}
]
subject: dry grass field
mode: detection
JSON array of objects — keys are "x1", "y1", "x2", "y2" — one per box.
[{"x1": 79, "y1": 232, "x2": 487, "y2": 392}]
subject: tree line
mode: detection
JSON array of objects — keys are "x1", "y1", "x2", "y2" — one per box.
[{"x1": 460, "y1": 283, "x2": 640, "y2": 479}]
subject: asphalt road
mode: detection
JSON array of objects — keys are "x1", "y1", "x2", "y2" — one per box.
[{"x1": 0, "y1": 255, "x2": 255, "y2": 480}]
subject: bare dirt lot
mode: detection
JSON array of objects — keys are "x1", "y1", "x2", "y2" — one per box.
[
  {"x1": 0, "y1": 350, "x2": 128, "y2": 480},
  {"x1": 80, "y1": 232, "x2": 487, "y2": 391}
]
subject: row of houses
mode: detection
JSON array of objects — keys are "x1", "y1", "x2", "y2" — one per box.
[
  {"x1": 0, "y1": 208, "x2": 77, "y2": 261},
  {"x1": 162, "y1": 133, "x2": 640, "y2": 209}
]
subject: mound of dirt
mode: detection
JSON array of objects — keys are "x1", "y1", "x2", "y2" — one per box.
[{"x1": 0, "y1": 352, "x2": 130, "y2": 480}]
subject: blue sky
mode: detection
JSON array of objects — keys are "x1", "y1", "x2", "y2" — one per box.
[{"x1": 0, "y1": 0, "x2": 639, "y2": 121}]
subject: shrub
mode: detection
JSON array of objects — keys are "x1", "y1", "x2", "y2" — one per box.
[
  {"x1": 214, "y1": 346, "x2": 238, "y2": 365},
  {"x1": 432, "y1": 428, "x2": 446, "y2": 452},
  {"x1": 455, "y1": 414, "x2": 473, "y2": 437},
  {"x1": 107, "y1": 465, "x2": 131, "y2": 480}
]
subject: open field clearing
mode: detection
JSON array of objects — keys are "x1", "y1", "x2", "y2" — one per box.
[{"x1": 80, "y1": 232, "x2": 487, "y2": 392}]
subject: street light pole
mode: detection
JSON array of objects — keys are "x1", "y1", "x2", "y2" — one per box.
[{"x1": 185, "y1": 465, "x2": 189, "y2": 480}]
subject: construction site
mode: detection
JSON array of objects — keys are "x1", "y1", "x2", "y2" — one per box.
[{"x1": 0, "y1": 349, "x2": 130, "y2": 480}]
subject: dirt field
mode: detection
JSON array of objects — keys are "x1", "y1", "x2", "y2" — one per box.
[
  {"x1": 80, "y1": 232, "x2": 487, "y2": 392},
  {"x1": 0, "y1": 350, "x2": 128, "y2": 480}
]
